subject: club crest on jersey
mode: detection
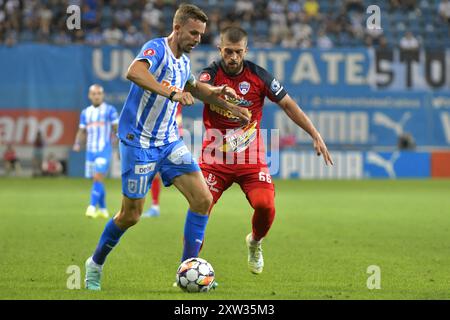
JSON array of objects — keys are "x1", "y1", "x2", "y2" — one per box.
[
  {"x1": 143, "y1": 48, "x2": 156, "y2": 56},
  {"x1": 128, "y1": 179, "x2": 138, "y2": 194},
  {"x1": 199, "y1": 72, "x2": 211, "y2": 82},
  {"x1": 239, "y1": 81, "x2": 251, "y2": 95}
]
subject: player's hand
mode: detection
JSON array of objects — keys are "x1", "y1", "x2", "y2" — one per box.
[
  {"x1": 173, "y1": 92, "x2": 195, "y2": 106},
  {"x1": 227, "y1": 104, "x2": 251, "y2": 124},
  {"x1": 312, "y1": 133, "x2": 333, "y2": 166},
  {"x1": 72, "y1": 143, "x2": 81, "y2": 152},
  {"x1": 215, "y1": 85, "x2": 240, "y2": 100}
]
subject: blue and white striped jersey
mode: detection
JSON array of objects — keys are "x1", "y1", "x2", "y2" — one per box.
[
  {"x1": 118, "y1": 37, "x2": 196, "y2": 148},
  {"x1": 79, "y1": 103, "x2": 119, "y2": 153}
]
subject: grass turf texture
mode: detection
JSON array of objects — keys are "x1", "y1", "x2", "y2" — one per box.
[{"x1": 0, "y1": 178, "x2": 449, "y2": 300}]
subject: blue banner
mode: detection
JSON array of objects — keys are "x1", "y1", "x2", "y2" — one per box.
[{"x1": 1, "y1": 45, "x2": 449, "y2": 148}]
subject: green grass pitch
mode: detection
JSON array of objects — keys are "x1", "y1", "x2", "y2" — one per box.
[{"x1": 0, "y1": 177, "x2": 449, "y2": 300}]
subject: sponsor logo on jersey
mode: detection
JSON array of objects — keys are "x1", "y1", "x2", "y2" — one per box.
[
  {"x1": 168, "y1": 145, "x2": 190, "y2": 164},
  {"x1": 210, "y1": 96, "x2": 253, "y2": 121},
  {"x1": 270, "y1": 78, "x2": 282, "y2": 95},
  {"x1": 199, "y1": 72, "x2": 211, "y2": 82},
  {"x1": 205, "y1": 173, "x2": 219, "y2": 193},
  {"x1": 161, "y1": 80, "x2": 183, "y2": 93},
  {"x1": 134, "y1": 163, "x2": 156, "y2": 174},
  {"x1": 239, "y1": 81, "x2": 251, "y2": 95},
  {"x1": 143, "y1": 48, "x2": 156, "y2": 56},
  {"x1": 221, "y1": 121, "x2": 258, "y2": 153}
]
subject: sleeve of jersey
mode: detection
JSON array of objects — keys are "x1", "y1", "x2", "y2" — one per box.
[
  {"x1": 134, "y1": 40, "x2": 164, "y2": 74},
  {"x1": 79, "y1": 110, "x2": 86, "y2": 129},
  {"x1": 257, "y1": 67, "x2": 288, "y2": 103},
  {"x1": 110, "y1": 106, "x2": 119, "y2": 125}
]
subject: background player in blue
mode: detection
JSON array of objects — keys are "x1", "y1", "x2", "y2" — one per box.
[
  {"x1": 73, "y1": 84, "x2": 119, "y2": 219},
  {"x1": 84, "y1": 4, "x2": 250, "y2": 290}
]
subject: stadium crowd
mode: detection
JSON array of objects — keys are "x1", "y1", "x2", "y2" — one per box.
[{"x1": 0, "y1": 0, "x2": 449, "y2": 48}]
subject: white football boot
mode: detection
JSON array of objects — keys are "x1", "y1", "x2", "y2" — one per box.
[
  {"x1": 246, "y1": 233, "x2": 264, "y2": 274},
  {"x1": 85, "y1": 205, "x2": 98, "y2": 218}
]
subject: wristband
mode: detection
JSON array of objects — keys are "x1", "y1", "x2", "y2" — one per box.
[{"x1": 169, "y1": 91, "x2": 177, "y2": 102}]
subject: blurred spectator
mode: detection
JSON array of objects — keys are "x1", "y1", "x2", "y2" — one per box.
[
  {"x1": 268, "y1": 0, "x2": 288, "y2": 45},
  {"x1": 439, "y1": 0, "x2": 450, "y2": 23},
  {"x1": 142, "y1": 0, "x2": 163, "y2": 36},
  {"x1": 348, "y1": 10, "x2": 365, "y2": 39},
  {"x1": 114, "y1": 4, "x2": 132, "y2": 29},
  {"x1": 303, "y1": 0, "x2": 321, "y2": 21},
  {"x1": 42, "y1": 153, "x2": 63, "y2": 177},
  {"x1": 317, "y1": 29, "x2": 333, "y2": 49},
  {"x1": 390, "y1": 0, "x2": 416, "y2": 11},
  {"x1": 82, "y1": 3, "x2": 100, "y2": 29},
  {"x1": 53, "y1": 27, "x2": 72, "y2": 45},
  {"x1": 281, "y1": 31, "x2": 298, "y2": 48},
  {"x1": 399, "y1": 31, "x2": 420, "y2": 51},
  {"x1": 3, "y1": 143, "x2": 21, "y2": 176},
  {"x1": 291, "y1": 15, "x2": 313, "y2": 48},
  {"x1": 235, "y1": 0, "x2": 254, "y2": 17},
  {"x1": 123, "y1": 25, "x2": 145, "y2": 47},
  {"x1": 345, "y1": 0, "x2": 364, "y2": 12},
  {"x1": 32, "y1": 131, "x2": 44, "y2": 177},
  {"x1": 103, "y1": 23, "x2": 123, "y2": 45},
  {"x1": 38, "y1": 4, "x2": 53, "y2": 42},
  {"x1": 0, "y1": 0, "x2": 447, "y2": 48},
  {"x1": 86, "y1": 27, "x2": 104, "y2": 46},
  {"x1": 377, "y1": 36, "x2": 390, "y2": 50}
]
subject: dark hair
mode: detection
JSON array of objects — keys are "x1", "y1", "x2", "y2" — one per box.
[
  {"x1": 174, "y1": 3, "x2": 208, "y2": 25},
  {"x1": 220, "y1": 26, "x2": 248, "y2": 43}
]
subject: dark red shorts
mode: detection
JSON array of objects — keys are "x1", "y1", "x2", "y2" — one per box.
[{"x1": 200, "y1": 163, "x2": 275, "y2": 203}]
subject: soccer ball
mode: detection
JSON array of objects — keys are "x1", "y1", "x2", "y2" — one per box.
[{"x1": 176, "y1": 257, "x2": 215, "y2": 293}]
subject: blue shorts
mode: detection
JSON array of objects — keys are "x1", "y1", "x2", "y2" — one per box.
[
  {"x1": 119, "y1": 139, "x2": 200, "y2": 199},
  {"x1": 85, "y1": 147, "x2": 112, "y2": 178}
]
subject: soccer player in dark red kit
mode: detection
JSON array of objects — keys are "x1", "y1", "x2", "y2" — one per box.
[{"x1": 193, "y1": 26, "x2": 333, "y2": 275}]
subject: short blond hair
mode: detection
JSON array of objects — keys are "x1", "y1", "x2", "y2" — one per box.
[{"x1": 173, "y1": 3, "x2": 208, "y2": 26}]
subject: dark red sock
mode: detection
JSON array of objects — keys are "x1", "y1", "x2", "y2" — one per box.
[
  {"x1": 247, "y1": 189, "x2": 276, "y2": 241},
  {"x1": 151, "y1": 175, "x2": 161, "y2": 205}
]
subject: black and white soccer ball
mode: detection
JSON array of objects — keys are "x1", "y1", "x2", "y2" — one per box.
[{"x1": 176, "y1": 257, "x2": 215, "y2": 293}]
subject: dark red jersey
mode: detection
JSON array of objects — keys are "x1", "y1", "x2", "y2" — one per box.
[{"x1": 198, "y1": 60, "x2": 287, "y2": 165}]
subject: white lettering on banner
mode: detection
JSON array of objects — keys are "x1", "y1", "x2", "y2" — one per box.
[
  {"x1": 346, "y1": 53, "x2": 366, "y2": 85},
  {"x1": 440, "y1": 112, "x2": 450, "y2": 143},
  {"x1": 0, "y1": 116, "x2": 63, "y2": 144},
  {"x1": 281, "y1": 151, "x2": 363, "y2": 179},
  {"x1": 321, "y1": 53, "x2": 344, "y2": 84},
  {"x1": 274, "y1": 111, "x2": 369, "y2": 144},
  {"x1": 93, "y1": 49, "x2": 135, "y2": 81},
  {"x1": 268, "y1": 52, "x2": 290, "y2": 82},
  {"x1": 291, "y1": 53, "x2": 321, "y2": 84}
]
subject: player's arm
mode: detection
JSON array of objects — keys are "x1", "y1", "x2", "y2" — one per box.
[
  {"x1": 185, "y1": 81, "x2": 250, "y2": 123},
  {"x1": 111, "y1": 123, "x2": 118, "y2": 148},
  {"x1": 126, "y1": 60, "x2": 195, "y2": 105},
  {"x1": 277, "y1": 95, "x2": 334, "y2": 166},
  {"x1": 73, "y1": 128, "x2": 86, "y2": 152}
]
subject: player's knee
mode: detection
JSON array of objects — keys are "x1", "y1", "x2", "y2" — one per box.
[
  {"x1": 116, "y1": 206, "x2": 142, "y2": 228},
  {"x1": 251, "y1": 193, "x2": 275, "y2": 213},
  {"x1": 191, "y1": 190, "x2": 213, "y2": 214}
]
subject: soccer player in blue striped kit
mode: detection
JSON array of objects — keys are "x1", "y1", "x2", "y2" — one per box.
[
  {"x1": 84, "y1": 4, "x2": 251, "y2": 290},
  {"x1": 73, "y1": 84, "x2": 119, "y2": 219}
]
